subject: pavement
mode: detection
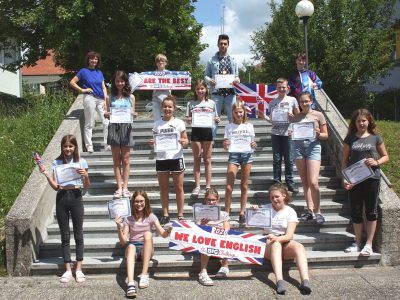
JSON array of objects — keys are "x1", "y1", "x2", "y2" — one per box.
[{"x1": 1, "y1": 266, "x2": 400, "y2": 300}]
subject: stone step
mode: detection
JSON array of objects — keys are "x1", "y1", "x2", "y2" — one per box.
[
  {"x1": 39, "y1": 231, "x2": 356, "y2": 258},
  {"x1": 30, "y1": 251, "x2": 381, "y2": 276}
]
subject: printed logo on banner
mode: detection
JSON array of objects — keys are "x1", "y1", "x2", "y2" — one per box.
[
  {"x1": 168, "y1": 221, "x2": 267, "y2": 265},
  {"x1": 129, "y1": 71, "x2": 192, "y2": 91}
]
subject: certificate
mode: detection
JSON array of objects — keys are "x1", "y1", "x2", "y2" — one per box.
[
  {"x1": 108, "y1": 198, "x2": 131, "y2": 219},
  {"x1": 128, "y1": 72, "x2": 144, "y2": 92},
  {"x1": 342, "y1": 159, "x2": 375, "y2": 185},
  {"x1": 193, "y1": 204, "x2": 220, "y2": 221},
  {"x1": 110, "y1": 107, "x2": 132, "y2": 124},
  {"x1": 271, "y1": 108, "x2": 289, "y2": 123},
  {"x1": 54, "y1": 163, "x2": 81, "y2": 185},
  {"x1": 229, "y1": 135, "x2": 252, "y2": 153},
  {"x1": 192, "y1": 111, "x2": 214, "y2": 128},
  {"x1": 154, "y1": 133, "x2": 178, "y2": 152},
  {"x1": 246, "y1": 208, "x2": 272, "y2": 228},
  {"x1": 291, "y1": 121, "x2": 315, "y2": 140},
  {"x1": 215, "y1": 74, "x2": 235, "y2": 89}
]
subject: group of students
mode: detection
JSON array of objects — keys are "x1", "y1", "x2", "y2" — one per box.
[{"x1": 38, "y1": 49, "x2": 389, "y2": 297}]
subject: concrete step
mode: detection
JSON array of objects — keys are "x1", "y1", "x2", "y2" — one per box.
[{"x1": 31, "y1": 250, "x2": 381, "y2": 276}]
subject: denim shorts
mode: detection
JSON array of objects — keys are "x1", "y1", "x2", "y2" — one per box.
[
  {"x1": 228, "y1": 152, "x2": 253, "y2": 166},
  {"x1": 128, "y1": 241, "x2": 144, "y2": 260},
  {"x1": 292, "y1": 139, "x2": 321, "y2": 161}
]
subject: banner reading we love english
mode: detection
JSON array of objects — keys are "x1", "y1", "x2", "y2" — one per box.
[{"x1": 169, "y1": 221, "x2": 267, "y2": 265}]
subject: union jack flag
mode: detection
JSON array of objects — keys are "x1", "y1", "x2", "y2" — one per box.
[{"x1": 234, "y1": 83, "x2": 278, "y2": 118}]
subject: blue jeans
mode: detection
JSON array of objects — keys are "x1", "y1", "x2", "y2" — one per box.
[
  {"x1": 271, "y1": 134, "x2": 294, "y2": 186},
  {"x1": 212, "y1": 94, "x2": 236, "y2": 138}
]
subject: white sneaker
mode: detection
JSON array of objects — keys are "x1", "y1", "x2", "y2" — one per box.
[
  {"x1": 104, "y1": 145, "x2": 111, "y2": 151},
  {"x1": 87, "y1": 146, "x2": 94, "y2": 153},
  {"x1": 138, "y1": 274, "x2": 149, "y2": 288},
  {"x1": 198, "y1": 272, "x2": 213, "y2": 286},
  {"x1": 215, "y1": 266, "x2": 229, "y2": 279},
  {"x1": 344, "y1": 242, "x2": 361, "y2": 253}
]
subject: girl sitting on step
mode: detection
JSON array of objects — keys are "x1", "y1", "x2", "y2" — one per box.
[
  {"x1": 104, "y1": 70, "x2": 137, "y2": 199},
  {"x1": 115, "y1": 189, "x2": 172, "y2": 298},
  {"x1": 252, "y1": 183, "x2": 311, "y2": 295},
  {"x1": 39, "y1": 135, "x2": 90, "y2": 283},
  {"x1": 149, "y1": 95, "x2": 189, "y2": 225},
  {"x1": 197, "y1": 187, "x2": 230, "y2": 286}
]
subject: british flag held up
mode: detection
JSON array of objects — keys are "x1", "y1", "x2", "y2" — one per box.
[{"x1": 233, "y1": 82, "x2": 278, "y2": 118}]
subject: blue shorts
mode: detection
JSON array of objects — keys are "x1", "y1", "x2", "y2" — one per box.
[
  {"x1": 228, "y1": 152, "x2": 253, "y2": 166},
  {"x1": 292, "y1": 139, "x2": 321, "y2": 161},
  {"x1": 128, "y1": 241, "x2": 144, "y2": 260}
]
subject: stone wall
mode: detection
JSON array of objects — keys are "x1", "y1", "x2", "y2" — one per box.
[
  {"x1": 315, "y1": 90, "x2": 400, "y2": 266},
  {"x1": 5, "y1": 95, "x2": 84, "y2": 275}
]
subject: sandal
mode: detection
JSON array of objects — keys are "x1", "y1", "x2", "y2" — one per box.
[
  {"x1": 122, "y1": 188, "x2": 131, "y2": 198},
  {"x1": 191, "y1": 187, "x2": 201, "y2": 197},
  {"x1": 75, "y1": 270, "x2": 86, "y2": 283},
  {"x1": 126, "y1": 284, "x2": 137, "y2": 297},
  {"x1": 360, "y1": 244, "x2": 373, "y2": 257},
  {"x1": 178, "y1": 215, "x2": 185, "y2": 221},
  {"x1": 113, "y1": 189, "x2": 122, "y2": 199},
  {"x1": 59, "y1": 270, "x2": 72, "y2": 283}
]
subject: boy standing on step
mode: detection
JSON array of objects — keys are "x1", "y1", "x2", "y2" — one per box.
[{"x1": 258, "y1": 78, "x2": 299, "y2": 192}]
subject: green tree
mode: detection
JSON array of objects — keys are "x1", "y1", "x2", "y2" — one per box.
[
  {"x1": 0, "y1": 0, "x2": 205, "y2": 81},
  {"x1": 252, "y1": 0, "x2": 396, "y2": 113},
  {"x1": 239, "y1": 60, "x2": 265, "y2": 84}
]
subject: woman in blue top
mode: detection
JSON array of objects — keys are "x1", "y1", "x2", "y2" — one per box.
[
  {"x1": 69, "y1": 51, "x2": 109, "y2": 153},
  {"x1": 104, "y1": 70, "x2": 137, "y2": 199},
  {"x1": 39, "y1": 135, "x2": 90, "y2": 283}
]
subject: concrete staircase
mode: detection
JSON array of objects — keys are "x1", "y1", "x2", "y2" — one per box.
[{"x1": 31, "y1": 116, "x2": 381, "y2": 275}]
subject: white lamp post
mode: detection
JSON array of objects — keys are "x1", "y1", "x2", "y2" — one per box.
[{"x1": 295, "y1": 0, "x2": 314, "y2": 69}]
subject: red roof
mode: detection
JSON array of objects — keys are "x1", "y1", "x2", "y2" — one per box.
[{"x1": 22, "y1": 51, "x2": 66, "y2": 76}]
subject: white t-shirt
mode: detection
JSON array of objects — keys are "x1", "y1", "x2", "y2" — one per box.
[
  {"x1": 224, "y1": 122, "x2": 255, "y2": 153},
  {"x1": 269, "y1": 96, "x2": 299, "y2": 136},
  {"x1": 207, "y1": 211, "x2": 230, "y2": 228},
  {"x1": 153, "y1": 117, "x2": 186, "y2": 160},
  {"x1": 186, "y1": 99, "x2": 218, "y2": 117},
  {"x1": 261, "y1": 203, "x2": 299, "y2": 235}
]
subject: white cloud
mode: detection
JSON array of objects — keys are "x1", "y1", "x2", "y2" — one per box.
[{"x1": 199, "y1": 0, "x2": 273, "y2": 68}]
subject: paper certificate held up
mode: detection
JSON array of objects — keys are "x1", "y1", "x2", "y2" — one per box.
[
  {"x1": 271, "y1": 108, "x2": 289, "y2": 123},
  {"x1": 342, "y1": 158, "x2": 374, "y2": 185},
  {"x1": 54, "y1": 163, "x2": 82, "y2": 185},
  {"x1": 192, "y1": 111, "x2": 214, "y2": 128},
  {"x1": 193, "y1": 204, "x2": 220, "y2": 221},
  {"x1": 229, "y1": 135, "x2": 252, "y2": 153},
  {"x1": 154, "y1": 133, "x2": 178, "y2": 152},
  {"x1": 215, "y1": 74, "x2": 235, "y2": 89},
  {"x1": 291, "y1": 121, "x2": 315, "y2": 140},
  {"x1": 107, "y1": 198, "x2": 131, "y2": 219},
  {"x1": 245, "y1": 208, "x2": 272, "y2": 228},
  {"x1": 110, "y1": 107, "x2": 132, "y2": 124}
]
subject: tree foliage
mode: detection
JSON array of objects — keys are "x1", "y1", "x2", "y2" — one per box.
[
  {"x1": 252, "y1": 0, "x2": 396, "y2": 113},
  {"x1": 0, "y1": 0, "x2": 205, "y2": 81}
]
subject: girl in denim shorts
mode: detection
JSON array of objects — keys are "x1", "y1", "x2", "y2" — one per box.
[
  {"x1": 289, "y1": 92, "x2": 328, "y2": 224},
  {"x1": 223, "y1": 100, "x2": 257, "y2": 224}
]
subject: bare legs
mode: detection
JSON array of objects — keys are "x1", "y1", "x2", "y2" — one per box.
[
  {"x1": 111, "y1": 146, "x2": 130, "y2": 190},
  {"x1": 157, "y1": 171, "x2": 185, "y2": 217},
  {"x1": 192, "y1": 141, "x2": 213, "y2": 188},
  {"x1": 224, "y1": 163, "x2": 252, "y2": 215},
  {"x1": 200, "y1": 254, "x2": 228, "y2": 273},
  {"x1": 126, "y1": 232, "x2": 154, "y2": 283},
  {"x1": 295, "y1": 159, "x2": 321, "y2": 213}
]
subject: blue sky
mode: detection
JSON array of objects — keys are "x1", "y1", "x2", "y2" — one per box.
[{"x1": 193, "y1": 0, "x2": 274, "y2": 66}]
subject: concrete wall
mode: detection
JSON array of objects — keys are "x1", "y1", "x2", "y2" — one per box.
[
  {"x1": 315, "y1": 89, "x2": 400, "y2": 266},
  {"x1": 5, "y1": 95, "x2": 84, "y2": 275}
]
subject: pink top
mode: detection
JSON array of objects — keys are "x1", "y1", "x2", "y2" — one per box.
[{"x1": 125, "y1": 213, "x2": 158, "y2": 242}]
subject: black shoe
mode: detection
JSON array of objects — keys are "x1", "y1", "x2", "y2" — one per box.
[
  {"x1": 276, "y1": 280, "x2": 286, "y2": 295},
  {"x1": 160, "y1": 216, "x2": 170, "y2": 225},
  {"x1": 287, "y1": 184, "x2": 299, "y2": 193},
  {"x1": 238, "y1": 214, "x2": 246, "y2": 225},
  {"x1": 299, "y1": 279, "x2": 312, "y2": 294}
]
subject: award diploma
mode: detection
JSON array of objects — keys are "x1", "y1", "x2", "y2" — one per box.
[
  {"x1": 229, "y1": 135, "x2": 252, "y2": 153},
  {"x1": 54, "y1": 163, "x2": 82, "y2": 185},
  {"x1": 192, "y1": 111, "x2": 214, "y2": 128},
  {"x1": 193, "y1": 204, "x2": 221, "y2": 221},
  {"x1": 215, "y1": 74, "x2": 235, "y2": 89},
  {"x1": 154, "y1": 133, "x2": 178, "y2": 152},
  {"x1": 110, "y1": 107, "x2": 132, "y2": 124},
  {"x1": 246, "y1": 208, "x2": 272, "y2": 228},
  {"x1": 342, "y1": 159, "x2": 375, "y2": 185},
  {"x1": 271, "y1": 108, "x2": 289, "y2": 123},
  {"x1": 108, "y1": 198, "x2": 131, "y2": 219},
  {"x1": 291, "y1": 121, "x2": 315, "y2": 140}
]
